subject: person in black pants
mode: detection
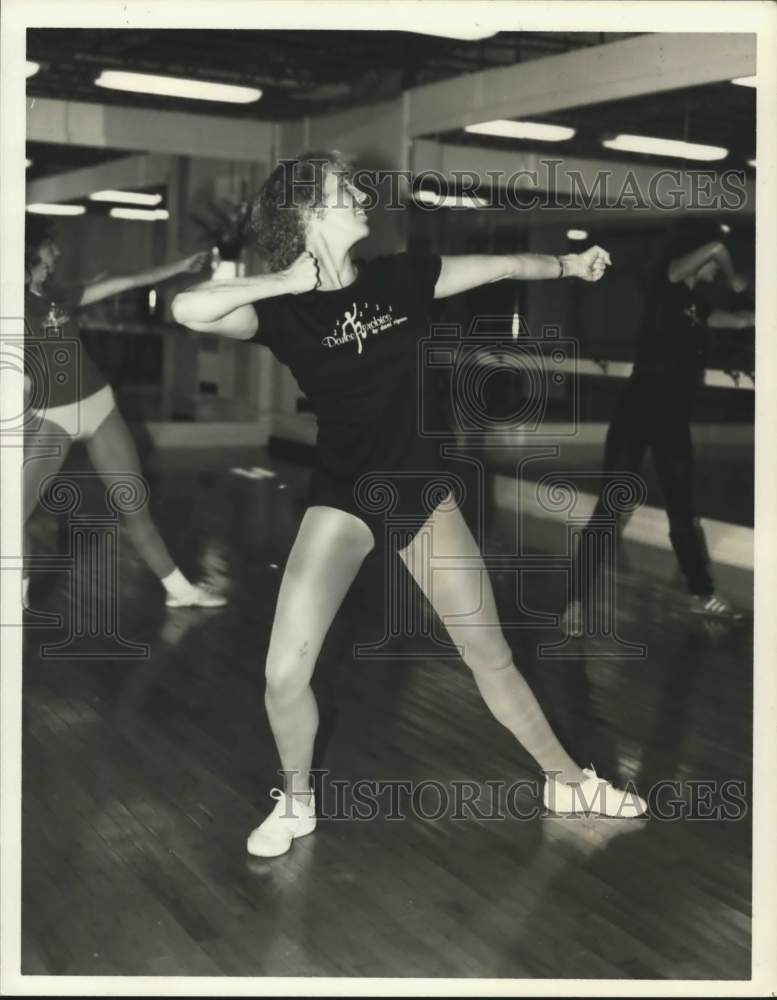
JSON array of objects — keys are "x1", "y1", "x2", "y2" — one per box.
[{"x1": 563, "y1": 220, "x2": 754, "y2": 634}]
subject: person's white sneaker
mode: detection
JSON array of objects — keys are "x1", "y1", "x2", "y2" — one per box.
[
  {"x1": 689, "y1": 593, "x2": 744, "y2": 621},
  {"x1": 246, "y1": 788, "x2": 316, "y2": 858},
  {"x1": 543, "y1": 766, "x2": 647, "y2": 818},
  {"x1": 165, "y1": 582, "x2": 227, "y2": 608}
]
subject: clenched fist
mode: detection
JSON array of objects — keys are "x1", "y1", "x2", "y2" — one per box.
[
  {"x1": 281, "y1": 251, "x2": 320, "y2": 294},
  {"x1": 569, "y1": 245, "x2": 612, "y2": 282}
]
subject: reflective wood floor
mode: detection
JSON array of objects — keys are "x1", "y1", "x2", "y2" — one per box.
[{"x1": 20, "y1": 445, "x2": 752, "y2": 979}]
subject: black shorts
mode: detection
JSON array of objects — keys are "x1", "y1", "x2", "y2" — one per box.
[{"x1": 308, "y1": 464, "x2": 465, "y2": 551}]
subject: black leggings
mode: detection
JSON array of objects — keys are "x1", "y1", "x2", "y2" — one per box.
[{"x1": 573, "y1": 375, "x2": 714, "y2": 599}]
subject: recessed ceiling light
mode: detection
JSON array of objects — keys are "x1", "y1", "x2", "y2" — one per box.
[
  {"x1": 410, "y1": 28, "x2": 498, "y2": 40},
  {"x1": 465, "y1": 120, "x2": 576, "y2": 142},
  {"x1": 109, "y1": 207, "x2": 170, "y2": 221},
  {"x1": 27, "y1": 203, "x2": 86, "y2": 216},
  {"x1": 414, "y1": 191, "x2": 488, "y2": 209},
  {"x1": 731, "y1": 76, "x2": 756, "y2": 88},
  {"x1": 567, "y1": 229, "x2": 588, "y2": 241},
  {"x1": 95, "y1": 70, "x2": 262, "y2": 104},
  {"x1": 90, "y1": 190, "x2": 163, "y2": 206},
  {"x1": 601, "y1": 134, "x2": 728, "y2": 161},
  {"x1": 26, "y1": 61, "x2": 39, "y2": 78}
]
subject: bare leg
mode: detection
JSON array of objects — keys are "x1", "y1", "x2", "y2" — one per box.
[
  {"x1": 399, "y1": 495, "x2": 586, "y2": 785},
  {"x1": 24, "y1": 419, "x2": 73, "y2": 522},
  {"x1": 84, "y1": 407, "x2": 176, "y2": 580},
  {"x1": 23, "y1": 419, "x2": 73, "y2": 596},
  {"x1": 264, "y1": 506, "x2": 375, "y2": 798}
]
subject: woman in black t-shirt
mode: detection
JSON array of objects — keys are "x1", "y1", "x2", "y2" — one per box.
[
  {"x1": 563, "y1": 221, "x2": 755, "y2": 634},
  {"x1": 173, "y1": 151, "x2": 648, "y2": 856},
  {"x1": 23, "y1": 215, "x2": 225, "y2": 609}
]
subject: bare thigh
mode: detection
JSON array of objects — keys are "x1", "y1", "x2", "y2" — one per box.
[
  {"x1": 23, "y1": 419, "x2": 73, "y2": 522},
  {"x1": 398, "y1": 494, "x2": 512, "y2": 672},
  {"x1": 265, "y1": 506, "x2": 376, "y2": 693}
]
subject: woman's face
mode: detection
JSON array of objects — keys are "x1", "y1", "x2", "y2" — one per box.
[
  {"x1": 306, "y1": 168, "x2": 369, "y2": 249},
  {"x1": 28, "y1": 237, "x2": 60, "y2": 288}
]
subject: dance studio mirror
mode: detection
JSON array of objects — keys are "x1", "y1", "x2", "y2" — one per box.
[{"x1": 25, "y1": 139, "x2": 268, "y2": 424}]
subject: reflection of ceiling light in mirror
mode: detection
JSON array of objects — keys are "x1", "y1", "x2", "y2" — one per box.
[
  {"x1": 414, "y1": 191, "x2": 488, "y2": 209},
  {"x1": 567, "y1": 229, "x2": 588, "y2": 241},
  {"x1": 26, "y1": 61, "x2": 39, "y2": 78},
  {"x1": 27, "y1": 203, "x2": 86, "y2": 216},
  {"x1": 465, "y1": 120, "x2": 576, "y2": 141},
  {"x1": 90, "y1": 190, "x2": 163, "y2": 206},
  {"x1": 747, "y1": 159, "x2": 756, "y2": 168},
  {"x1": 601, "y1": 134, "x2": 728, "y2": 161},
  {"x1": 109, "y1": 207, "x2": 170, "y2": 221},
  {"x1": 719, "y1": 224, "x2": 731, "y2": 234},
  {"x1": 95, "y1": 70, "x2": 262, "y2": 103},
  {"x1": 731, "y1": 76, "x2": 756, "y2": 87},
  {"x1": 26, "y1": 158, "x2": 32, "y2": 168}
]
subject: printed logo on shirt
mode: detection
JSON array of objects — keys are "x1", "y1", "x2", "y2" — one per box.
[
  {"x1": 321, "y1": 301, "x2": 408, "y2": 354},
  {"x1": 683, "y1": 303, "x2": 703, "y2": 327},
  {"x1": 41, "y1": 303, "x2": 72, "y2": 335}
]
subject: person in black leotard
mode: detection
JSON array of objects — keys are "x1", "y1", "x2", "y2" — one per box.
[
  {"x1": 562, "y1": 220, "x2": 755, "y2": 636},
  {"x1": 23, "y1": 215, "x2": 225, "y2": 609},
  {"x1": 173, "y1": 151, "x2": 648, "y2": 856}
]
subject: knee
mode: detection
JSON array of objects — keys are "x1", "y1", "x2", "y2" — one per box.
[
  {"x1": 264, "y1": 655, "x2": 311, "y2": 708},
  {"x1": 460, "y1": 635, "x2": 513, "y2": 675}
]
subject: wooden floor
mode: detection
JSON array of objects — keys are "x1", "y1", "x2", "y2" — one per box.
[{"x1": 21, "y1": 444, "x2": 753, "y2": 980}]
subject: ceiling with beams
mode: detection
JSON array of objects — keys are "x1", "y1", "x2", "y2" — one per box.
[
  {"x1": 26, "y1": 29, "x2": 755, "y2": 181},
  {"x1": 26, "y1": 29, "x2": 638, "y2": 119}
]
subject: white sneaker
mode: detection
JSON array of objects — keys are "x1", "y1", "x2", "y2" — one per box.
[
  {"x1": 165, "y1": 582, "x2": 227, "y2": 608},
  {"x1": 246, "y1": 788, "x2": 316, "y2": 858},
  {"x1": 543, "y1": 767, "x2": 647, "y2": 818},
  {"x1": 689, "y1": 593, "x2": 744, "y2": 621}
]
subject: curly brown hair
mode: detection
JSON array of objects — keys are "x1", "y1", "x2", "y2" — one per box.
[{"x1": 251, "y1": 150, "x2": 352, "y2": 272}]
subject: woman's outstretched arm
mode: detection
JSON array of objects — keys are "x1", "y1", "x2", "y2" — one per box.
[
  {"x1": 172, "y1": 252, "x2": 319, "y2": 338},
  {"x1": 433, "y1": 245, "x2": 612, "y2": 299},
  {"x1": 79, "y1": 252, "x2": 209, "y2": 307}
]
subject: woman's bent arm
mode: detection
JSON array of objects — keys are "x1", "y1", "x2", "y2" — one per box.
[{"x1": 172, "y1": 273, "x2": 288, "y2": 339}]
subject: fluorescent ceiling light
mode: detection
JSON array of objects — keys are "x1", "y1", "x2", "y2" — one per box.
[
  {"x1": 410, "y1": 28, "x2": 498, "y2": 40},
  {"x1": 27, "y1": 203, "x2": 86, "y2": 216},
  {"x1": 566, "y1": 229, "x2": 588, "y2": 241},
  {"x1": 26, "y1": 61, "x2": 39, "y2": 78},
  {"x1": 731, "y1": 76, "x2": 756, "y2": 88},
  {"x1": 601, "y1": 134, "x2": 728, "y2": 161},
  {"x1": 415, "y1": 190, "x2": 487, "y2": 209},
  {"x1": 109, "y1": 207, "x2": 170, "y2": 221},
  {"x1": 465, "y1": 119, "x2": 575, "y2": 141},
  {"x1": 95, "y1": 69, "x2": 261, "y2": 104},
  {"x1": 90, "y1": 189, "x2": 163, "y2": 206}
]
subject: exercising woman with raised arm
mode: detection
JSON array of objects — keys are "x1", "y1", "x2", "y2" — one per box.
[
  {"x1": 24, "y1": 216, "x2": 225, "y2": 609},
  {"x1": 173, "y1": 152, "x2": 647, "y2": 857}
]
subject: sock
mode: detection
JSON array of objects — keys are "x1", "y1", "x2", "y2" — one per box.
[
  {"x1": 160, "y1": 567, "x2": 195, "y2": 598},
  {"x1": 472, "y1": 663, "x2": 587, "y2": 786}
]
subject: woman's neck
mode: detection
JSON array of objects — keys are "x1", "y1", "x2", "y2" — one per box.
[{"x1": 306, "y1": 239, "x2": 358, "y2": 291}]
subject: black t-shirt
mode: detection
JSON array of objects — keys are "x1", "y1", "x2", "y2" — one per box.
[
  {"x1": 251, "y1": 253, "x2": 443, "y2": 487},
  {"x1": 25, "y1": 285, "x2": 107, "y2": 408},
  {"x1": 633, "y1": 264, "x2": 712, "y2": 383}
]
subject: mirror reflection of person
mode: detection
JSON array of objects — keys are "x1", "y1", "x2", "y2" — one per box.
[
  {"x1": 23, "y1": 215, "x2": 225, "y2": 609},
  {"x1": 563, "y1": 220, "x2": 754, "y2": 635},
  {"x1": 173, "y1": 150, "x2": 649, "y2": 859}
]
